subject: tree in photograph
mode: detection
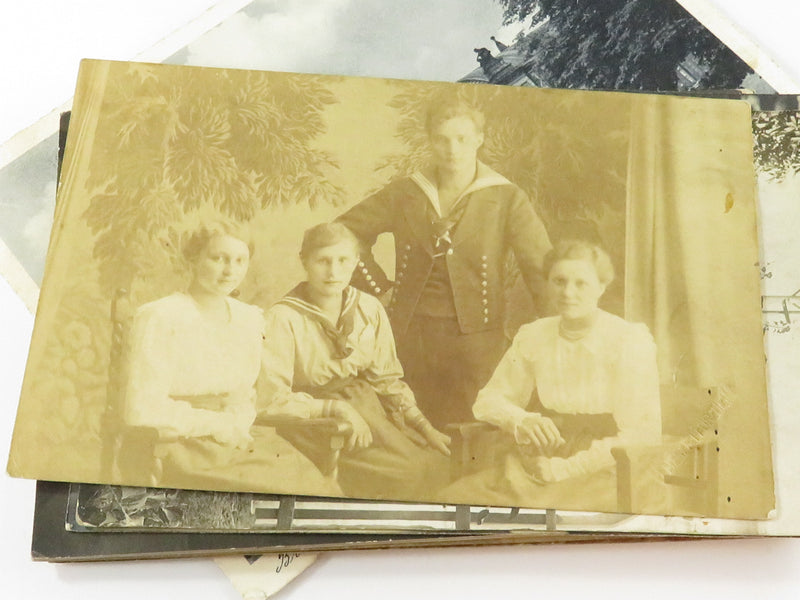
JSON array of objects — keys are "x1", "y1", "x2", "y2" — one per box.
[
  {"x1": 33, "y1": 65, "x2": 342, "y2": 456},
  {"x1": 496, "y1": 0, "x2": 751, "y2": 90},
  {"x1": 83, "y1": 63, "x2": 342, "y2": 298}
]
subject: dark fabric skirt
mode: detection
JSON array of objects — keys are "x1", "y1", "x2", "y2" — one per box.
[
  {"x1": 442, "y1": 457, "x2": 621, "y2": 512},
  {"x1": 154, "y1": 425, "x2": 343, "y2": 496},
  {"x1": 286, "y1": 379, "x2": 450, "y2": 500},
  {"x1": 440, "y1": 410, "x2": 665, "y2": 514}
]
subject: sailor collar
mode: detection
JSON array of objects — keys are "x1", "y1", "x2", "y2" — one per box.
[
  {"x1": 276, "y1": 283, "x2": 360, "y2": 359},
  {"x1": 409, "y1": 161, "x2": 512, "y2": 218}
]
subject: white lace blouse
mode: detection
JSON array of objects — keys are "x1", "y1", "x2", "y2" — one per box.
[
  {"x1": 473, "y1": 310, "x2": 661, "y2": 477},
  {"x1": 124, "y1": 292, "x2": 264, "y2": 440}
]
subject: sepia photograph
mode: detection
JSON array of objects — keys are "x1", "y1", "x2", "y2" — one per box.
[
  {"x1": 47, "y1": 93, "x2": 800, "y2": 541},
  {"x1": 8, "y1": 59, "x2": 772, "y2": 518}
]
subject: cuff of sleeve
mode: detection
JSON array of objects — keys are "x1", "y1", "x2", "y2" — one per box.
[
  {"x1": 304, "y1": 397, "x2": 328, "y2": 419},
  {"x1": 262, "y1": 393, "x2": 320, "y2": 419},
  {"x1": 561, "y1": 442, "x2": 615, "y2": 479},
  {"x1": 474, "y1": 399, "x2": 531, "y2": 433},
  {"x1": 548, "y1": 457, "x2": 574, "y2": 481},
  {"x1": 323, "y1": 399, "x2": 348, "y2": 418},
  {"x1": 403, "y1": 406, "x2": 428, "y2": 429}
]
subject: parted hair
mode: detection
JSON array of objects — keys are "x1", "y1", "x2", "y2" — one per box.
[
  {"x1": 424, "y1": 94, "x2": 485, "y2": 134},
  {"x1": 543, "y1": 239, "x2": 615, "y2": 286},
  {"x1": 300, "y1": 222, "x2": 359, "y2": 260},
  {"x1": 182, "y1": 220, "x2": 255, "y2": 263}
]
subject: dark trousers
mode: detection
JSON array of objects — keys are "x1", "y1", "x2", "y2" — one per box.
[{"x1": 396, "y1": 316, "x2": 507, "y2": 430}]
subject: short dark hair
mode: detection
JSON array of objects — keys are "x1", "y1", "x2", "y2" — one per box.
[
  {"x1": 542, "y1": 240, "x2": 615, "y2": 286},
  {"x1": 300, "y1": 222, "x2": 359, "y2": 260},
  {"x1": 182, "y1": 220, "x2": 254, "y2": 263},
  {"x1": 424, "y1": 94, "x2": 485, "y2": 134}
]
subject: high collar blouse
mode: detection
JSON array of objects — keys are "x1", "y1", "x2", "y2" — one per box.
[{"x1": 473, "y1": 309, "x2": 661, "y2": 446}]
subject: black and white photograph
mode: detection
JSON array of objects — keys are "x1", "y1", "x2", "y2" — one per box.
[{"x1": 65, "y1": 482, "x2": 629, "y2": 533}]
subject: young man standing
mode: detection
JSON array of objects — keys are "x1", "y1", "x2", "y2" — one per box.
[{"x1": 337, "y1": 95, "x2": 552, "y2": 429}]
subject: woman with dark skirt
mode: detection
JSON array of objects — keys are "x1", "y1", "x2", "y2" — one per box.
[
  {"x1": 441, "y1": 240, "x2": 662, "y2": 513},
  {"x1": 260, "y1": 222, "x2": 451, "y2": 500}
]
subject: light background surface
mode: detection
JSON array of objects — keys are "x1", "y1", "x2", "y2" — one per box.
[{"x1": 2, "y1": 1, "x2": 800, "y2": 598}]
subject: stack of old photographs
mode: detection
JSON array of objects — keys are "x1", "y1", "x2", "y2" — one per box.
[{"x1": 4, "y1": 0, "x2": 800, "y2": 563}]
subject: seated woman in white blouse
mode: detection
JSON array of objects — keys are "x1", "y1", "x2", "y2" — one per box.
[
  {"x1": 442, "y1": 240, "x2": 662, "y2": 512},
  {"x1": 260, "y1": 222, "x2": 451, "y2": 500},
  {"x1": 124, "y1": 221, "x2": 341, "y2": 496}
]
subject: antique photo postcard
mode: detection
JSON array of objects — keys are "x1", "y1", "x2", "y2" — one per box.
[
  {"x1": 38, "y1": 94, "x2": 800, "y2": 548},
  {"x1": 6, "y1": 59, "x2": 772, "y2": 519}
]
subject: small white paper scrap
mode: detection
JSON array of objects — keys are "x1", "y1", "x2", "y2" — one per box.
[{"x1": 215, "y1": 553, "x2": 318, "y2": 599}]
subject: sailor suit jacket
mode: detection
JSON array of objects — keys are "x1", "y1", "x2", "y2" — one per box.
[{"x1": 337, "y1": 162, "x2": 552, "y2": 336}]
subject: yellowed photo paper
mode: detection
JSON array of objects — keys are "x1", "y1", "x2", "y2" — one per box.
[{"x1": 7, "y1": 59, "x2": 772, "y2": 518}]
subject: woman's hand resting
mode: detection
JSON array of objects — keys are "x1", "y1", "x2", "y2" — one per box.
[
  {"x1": 419, "y1": 424, "x2": 451, "y2": 456},
  {"x1": 333, "y1": 401, "x2": 374, "y2": 451},
  {"x1": 515, "y1": 413, "x2": 566, "y2": 453},
  {"x1": 401, "y1": 406, "x2": 451, "y2": 456}
]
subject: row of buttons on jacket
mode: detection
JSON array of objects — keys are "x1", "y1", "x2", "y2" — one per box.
[
  {"x1": 359, "y1": 247, "x2": 492, "y2": 325},
  {"x1": 387, "y1": 244, "x2": 413, "y2": 313},
  {"x1": 357, "y1": 260, "x2": 382, "y2": 295},
  {"x1": 480, "y1": 255, "x2": 489, "y2": 323}
]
